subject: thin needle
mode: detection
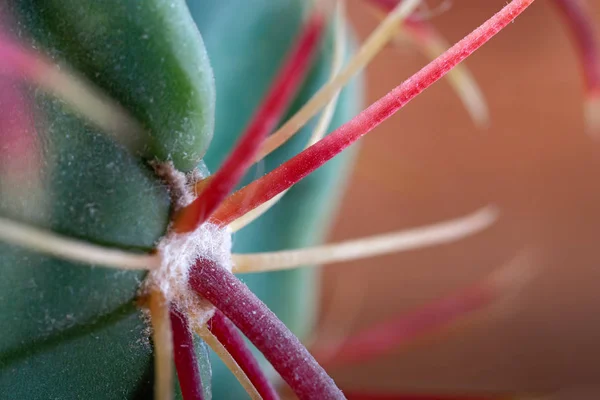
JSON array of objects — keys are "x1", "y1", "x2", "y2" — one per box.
[
  {"x1": 0, "y1": 216, "x2": 160, "y2": 270},
  {"x1": 232, "y1": 206, "x2": 498, "y2": 272}
]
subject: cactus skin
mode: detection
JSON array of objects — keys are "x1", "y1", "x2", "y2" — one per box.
[
  {"x1": 0, "y1": 0, "x2": 362, "y2": 398},
  {"x1": 0, "y1": 0, "x2": 210, "y2": 397},
  {"x1": 11, "y1": 0, "x2": 216, "y2": 171},
  {"x1": 0, "y1": 90, "x2": 172, "y2": 398}
]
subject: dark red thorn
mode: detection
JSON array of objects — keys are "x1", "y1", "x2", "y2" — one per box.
[
  {"x1": 170, "y1": 308, "x2": 204, "y2": 400},
  {"x1": 208, "y1": 310, "x2": 280, "y2": 400},
  {"x1": 174, "y1": 11, "x2": 325, "y2": 233},
  {"x1": 552, "y1": 0, "x2": 600, "y2": 95},
  {"x1": 188, "y1": 258, "x2": 345, "y2": 400},
  {"x1": 211, "y1": 0, "x2": 536, "y2": 226},
  {"x1": 312, "y1": 280, "x2": 494, "y2": 368}
]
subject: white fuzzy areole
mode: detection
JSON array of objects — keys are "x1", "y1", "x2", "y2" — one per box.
[{"x1": 146, "y1": 223, "x2": 232, "y2": 325}]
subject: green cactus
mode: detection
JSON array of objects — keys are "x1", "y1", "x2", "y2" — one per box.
[
  {"x1": 0, "y1": 0, "x2": 559, "y2": 398},
  {"x1": 0, "y1": 0, "x2": 360, "y2": 398}
]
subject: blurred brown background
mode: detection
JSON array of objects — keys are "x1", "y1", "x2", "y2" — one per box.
[{"x1": 316, "y1": 0, "x2": 600, "y2": 397}]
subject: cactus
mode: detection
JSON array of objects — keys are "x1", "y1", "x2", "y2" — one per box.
[{"x1": 2, "y1": 0, "x2": 596, "y2": 399}]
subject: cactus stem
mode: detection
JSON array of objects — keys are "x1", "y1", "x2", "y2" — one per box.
[
  {"x1": 211, "y1": 0, "x2": 536, "y2": 226},
  {"x1": 231, "y1": 206, "x2": 498, "y2": 273},
  {"x1": 173, "y1": 10, "x2": 325, "y2": 234}
]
